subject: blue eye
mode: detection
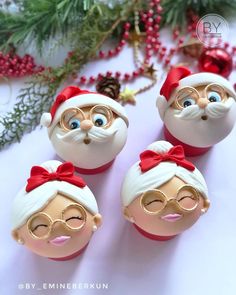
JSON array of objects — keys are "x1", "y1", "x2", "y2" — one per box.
[
  {"x1": 93, "y1": 114, "x2": 108, "y2": 127},
  {"x1": 208, "y1": 91, "x2": 222, "y2": 102},
  {"x1": 181, "y1": 98, "x2": 196, "y2": 108},
  {"x1": 69, "y1": 119, "x2": 81, "y2": 130}
]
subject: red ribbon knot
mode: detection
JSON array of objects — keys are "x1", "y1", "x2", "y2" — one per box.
[
  {"x1": 139, "y1": 145, "x2": 195, "y2": 173},
  {"x1": 26, "y1": 162, "x2": 86, "y2": 192}
]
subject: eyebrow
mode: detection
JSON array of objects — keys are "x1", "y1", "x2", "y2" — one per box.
[
  {"x1": 91, "y1": 108, "x2": 107, "y2": 115},
  {"x1": 206, "y1": 85, "x2": 224, "y2": 92},
  {"x1": 177, "y1": 88, "x2": 196, "y2": 100},
  {"x1": 63, "y1": 110, "x2": 78, "y2": 122}
]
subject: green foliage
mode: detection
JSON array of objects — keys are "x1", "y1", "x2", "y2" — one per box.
[
  {"x1": 0, "y1": 80, "x2": 59, "y2": 146},
  {"x1": 0, "y1": 0, "x2": 94, "y2": 53},
  {"x1": 162, "y1": 0, "x2": 236, "y2": 28},
  {"x1": 0, "y1": 0, "x2": 235, "y2": 54},
  {"x1": 0, "y1": 0, "x2": 135, "y2": 150}
]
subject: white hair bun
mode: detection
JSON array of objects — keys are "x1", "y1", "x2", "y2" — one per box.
[
  {"x1": 146, "y1": 140, "x2": 173, "y2": 154},
  {"x1": 39, "y1": 160, "x2": 63, "y2": 172}
]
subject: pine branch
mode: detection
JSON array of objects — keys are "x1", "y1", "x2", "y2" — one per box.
[
  {"x1": 0, "y1": 0, "x2": 235, "y2": 53},
  {"x1": 0, "y1": 0, "x2": 136, "y2": 150},
  {"x1": 0, "y1": 0, "x2": 94, "y2": 53},
  {"x1": 0, "y1": 80, "x2": 59, "y2": 146},
  {"x1": 162, "y1": 0, "x2": 236, "y2": 28}
]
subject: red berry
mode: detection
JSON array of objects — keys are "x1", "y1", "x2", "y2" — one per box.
[
  {"x1": 132, "y1": 70, "x2": 139, "y2": 77},
  {"x1": 80, "y1": 76, "x2": 86, "y2": 83},
  {"x1": 99, "y1": 51, "x2": 105, "y2": 58},
  {"x1": 119, "y1": 40, "x2": 126, "y2": 46},
  {"x1": 157, "y1": 5, "x2": 163, "y2": 13},
  {"x1": 89, "y1": 76, "x2": 95, "y2": 83},
  {"x1": 124, "y1": 73, "x2": 130, "y2": 80},
  {"x1": 123, "y1": 32, "x2": 129, "y2": 39},
  {"x1": 115, "y1": 71, "x2": 121, "y2": 78},
  {"x1": 124, "y1": 22, "x2": 131, "y2": 30},
  {"x1": 108, "y1": 50, "x2": 114, "y2": 57}
]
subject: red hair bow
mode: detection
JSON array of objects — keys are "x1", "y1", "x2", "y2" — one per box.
[
  {"x1": 139, "y1": 145, "x2": 195, "y2": 172},
  {"x1": 26, "y1": 162, "x2": 86, "y2": 192}
]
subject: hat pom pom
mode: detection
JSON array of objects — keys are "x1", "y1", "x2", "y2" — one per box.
[
  {"x1": 156, "y1": 95, "x2": 168, "y2": 121},
  {"x1": 40, "y1": 112, "x2": 52, "y2": 127}
]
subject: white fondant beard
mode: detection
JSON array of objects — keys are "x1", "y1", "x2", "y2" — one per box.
[
  {"x1": 50, "y1": 118, "x2": 128, "y2": 169},
  {"x1": 164, "y1": 98, "x2": 236, "y2": 147}
]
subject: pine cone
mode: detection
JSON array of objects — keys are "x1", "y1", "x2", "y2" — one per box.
[{"x1": 96, "y1": 77, "x2": 121, "y2": 100}]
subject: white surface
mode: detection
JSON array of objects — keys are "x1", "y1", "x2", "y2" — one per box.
[{"x1": 1, "y1": 26, "x2": 236, "y2": 295}]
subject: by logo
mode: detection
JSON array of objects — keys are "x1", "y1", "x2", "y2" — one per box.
[{"x1": 196, "y1": 14, "x2": 229, "y2": 47}]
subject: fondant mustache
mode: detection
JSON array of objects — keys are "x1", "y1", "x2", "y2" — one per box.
[
  {"x1": 57, "y1": 125, "x2": 118, "y2": 143},
  {"x1": 175, "y1": 97, "x2": 235, "y2": 120}
]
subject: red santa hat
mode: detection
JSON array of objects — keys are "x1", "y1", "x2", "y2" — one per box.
[
  {"x1": 41, "y1": 86, "x2": 129, "y2": 134},
  {"x1": 157, "y1": 66, "x2": 236, "y2": 120}
]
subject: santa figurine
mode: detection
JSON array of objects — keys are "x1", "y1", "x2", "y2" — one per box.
[
  {"x1": 11, "y1": 160, "x2": 102, "y2": 261},
  {"x1": 156, "y1": 66, "x2": 236, "y2": 156},
  {"x1": 41, "y1": 86, "x2": 129, "y2": 174},
  {"x1": 121, "y1": 141, "x2": 210, "y2": 241}
]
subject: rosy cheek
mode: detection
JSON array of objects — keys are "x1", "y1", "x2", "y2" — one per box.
[
  {"x1": 193, "y1": 203, "x2": 203, "y2": 216},
  {"x1": 25, "y1": 238, "x2": 48, "y2": 251},
  {"x1": 72, "y1": 224, "x2": 93, "y2": 241},
  {"x1": 81, "y1": 224, "x2": 93, "y2": 236},
  {"x1": 182, "y1": 208, "x2": 202, "y2": 224},
  {"x1": 131, "y1": 207, "x2": 152, "y2": 224}
]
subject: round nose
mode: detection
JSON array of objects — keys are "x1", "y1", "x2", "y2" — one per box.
[
  {"x1": 52, "y1": 220, "x2": 65, "y2": 230},
  {"x1": 50, "y1": 220, "x2": 67, "y2": 234},
  {"x1": 198, "y1": 98, "x2": 209, "y2": 109},
  {"x1": 166, "y1": 199, "x2": 178, "y2": 209},
  {"x1": 80, "y1": 120, "x2": 93, "y2": 131}
]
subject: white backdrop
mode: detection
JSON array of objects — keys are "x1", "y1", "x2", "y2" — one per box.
[{"x1": 1, "y1": 24, "x2": 236, "y2": 295}]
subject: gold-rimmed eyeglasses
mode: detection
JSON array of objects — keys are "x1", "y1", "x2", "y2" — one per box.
[
  {"x1": 140, "y1": 185, "x2": 200, "y2": 215},
  {"x1": 60, "y1": 105, "x2": 113, "y2": 131},
  {"x1": 27, "y1": 203, "x2": 87, "y2": 239},
  {"x1": 173, "y1": 83, "x2": 228, "y2": 110}
]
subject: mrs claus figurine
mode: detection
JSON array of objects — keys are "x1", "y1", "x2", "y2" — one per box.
[
  {"x1": 156, "y1": 66, "x2": 236, "y2": 156},
  {"x1": 121, "y1": 141, "x2": 210, "y2": 241},
  {"x1": 41, "y1": 86, "x2": 129, "y2": 174},
  {"x1": 11, "y1": 160, "x2": 102, "y2": 261}
]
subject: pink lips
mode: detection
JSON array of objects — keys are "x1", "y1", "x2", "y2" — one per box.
[
  {"x1": 161, "y1": 213, "x2": 183, "y2": 222},
  {"x1": 49, "y1": 235, "x2": 71, "y2": 246}
]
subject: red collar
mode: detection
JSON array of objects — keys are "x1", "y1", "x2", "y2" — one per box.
[
  {"x1": 133, "y1": 224, "x2": 177, "y2": 241},
  {"x1": 49, "y1": 243, "x2": 89, "y2": 261}
]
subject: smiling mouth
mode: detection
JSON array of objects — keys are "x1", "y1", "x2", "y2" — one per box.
[
  {"x1": 49, "y1": 235, "x2": 71, "y2": 246},
  {"x1": 201, "y1": 115, "x2": 208, "y2": 121},
  {"x1": 161, "y1": 213, "x2": 183, "y2": 222}
]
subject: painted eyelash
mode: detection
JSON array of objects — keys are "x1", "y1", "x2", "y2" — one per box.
[
  {"x1": 178, "y1": 195, "x2": 195, "y2": 202},
  {"x1": 65, "y1": 216, "x2": 83, "y2": 222},
  {"x1": 32, "y1": 224, "x2": 48, "y2": 231},
  {"x1": 145, "y1": 199, "x2": 163, "y2": 206}
]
